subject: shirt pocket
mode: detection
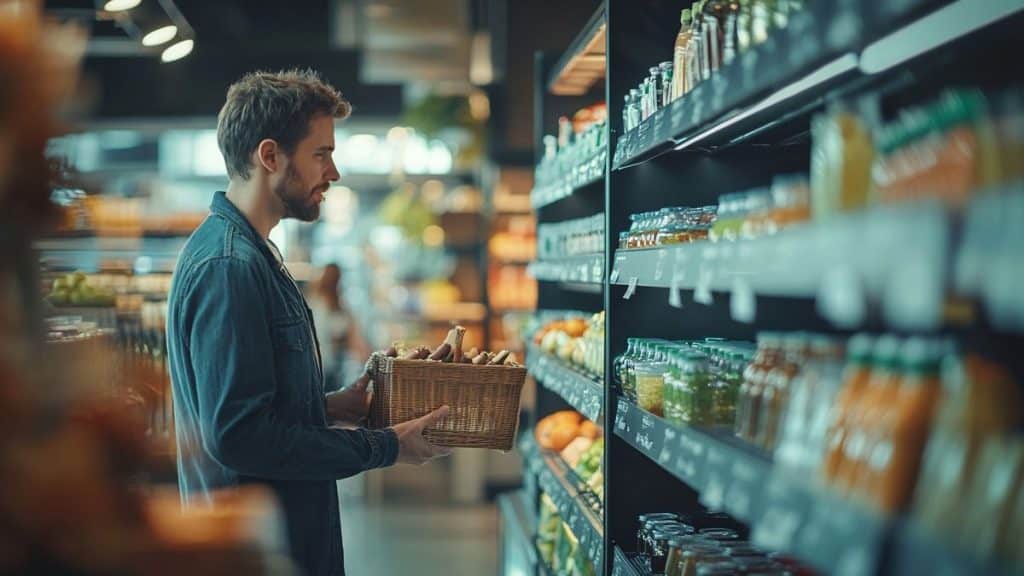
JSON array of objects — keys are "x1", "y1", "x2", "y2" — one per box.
[{"x1": 271, "y1": 316, "x2": 314, "y2": 409}]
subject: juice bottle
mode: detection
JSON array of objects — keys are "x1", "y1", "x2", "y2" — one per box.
[
  {"x1": 756, "y1": 332, "x2": 808, "y2": 451},
  {"x1": 821, "y1": 334, "x2": 875, "y2": 484},
  {"x1": 735, "y1": 332, "x2": 783, "y2": 442},
  {"x1": 671, "y1": 9, "x2": 695, "y2": 102},
  {"x1": 862, "y1": 338, "x2": 943, "y2": 512},
  {"x1": 838, "y1": 336, "x2": 904, "y2": 497}
]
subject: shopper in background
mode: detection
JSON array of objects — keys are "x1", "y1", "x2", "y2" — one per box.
[
  {"x1": 308, "y1": 263, "x2": 369, "y2": 393},
  {"x1": 166, "y1": 69, "x2": 452, "y2": 576}
]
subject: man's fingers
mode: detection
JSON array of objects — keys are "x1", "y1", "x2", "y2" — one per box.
[
  {"x1": 416, "y1": 405, "x2": 450, "y2": 430},
  {"x1": 351, "y1": 372, "x2": 371, "y2": 391}
]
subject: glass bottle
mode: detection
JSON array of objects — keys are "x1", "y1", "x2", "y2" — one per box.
[
  {"x1": 701, "y1": 0, "x2": 725, "y2": 77},
  {"x1": 615, "y1": 338, "x2": 638, "y2": 389},
  {"x1": 736, "y1": 0, "x2": 752, "y2": 54},
  {"x1": 751, "y1": 0, "x2": 771, "y2": 46},
  {"x1": 672, "y1": 9, "x2": 695, "y2": 102},
  {"x1": 757, "y1": 332, "x2": 809, "y2": 450},
  {"x1": 721, "y1": 0, "x2": 742, "y2": 66},
  {"x1": 622, "y1": 92, "x2": 633, "y2": 132},
  {"x1": 659, "y1": 61, "x2": 674, "y2": 109},
  {"x1": 736, "y1": 332, "x2": 783, "y2": 441},
  {"x1": 685, "y1": 1, "x2": 706, "y2": 91},
  {"x1": 628, "y1": 88, "x2": 642, "y2": 129}
]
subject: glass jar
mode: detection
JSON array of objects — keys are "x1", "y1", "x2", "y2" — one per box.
[
  {"x1": 625, "y1": 339, "x2": 652, "y2": 401},
  {"x1": 740, "y1": 187, "x2": 773, "y2": 240},
  {"x1": 681, "y1": 545, "x2": 727, "y2": 576},
  {"x1": 636, "y1": 513, "x2": 682, "y2": 553},
  {"x1": 619, "y1": 230, "x2": 631, "y2": 250},
  {"x1": 709, "y1": 352, "x2": 746, "y2": 427},
  {"x1": 766, "y1": 173, "x2": 811, "y2": 234},
  {"x1": 666, "y1": 536, "x2": 715, "y2": 576},
  {"x1": 638, "y1": 360, "x2": 669, "y2": 417},
  {"x1": 651, "y1": 524, "x2": 696, "y2": 573},
  {"x1": 710, "y1": 192, "x2": 748, "y2": 242},
  {"x1": 615, "y1": 338, "x2": 638, "y2": 389},
  {"x1": 680, "y1": 353, "x2": 713, "y2": 425}
]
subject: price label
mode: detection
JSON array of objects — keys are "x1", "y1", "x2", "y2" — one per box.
[
  {"x1": 669, "y1": 249, "x2": 685, "y2": 308},
  {"x1": 724, "y1": 457, "x2": 763, "y2": 519},
  {"x1": 623, "y1": 276, "x2": 638, "y2": 300},
  {"x1": 659, "y1": 425, "x2": 677, "y2": 465},
  {"x1": 615, "y1": 403, "x2": 629, "y2": 432},
  {"x1": 701, "y1": 446, "x2": 730, "y2": 509},
  {"x1": 671, "y1": 99, "x2": 686, "y2": 134},
  {"x1": 730, "y1": 275, "x2": 756, "y2": 323},
  {"x1": 694, "y1": 266, "x2": 714, "y2": 305},
  {"x1": 653, "y1": 249, "x2": 667, "y2": 282},
  {"x1": 674, "y1": 429, "x2": 705, "y2": 485}
]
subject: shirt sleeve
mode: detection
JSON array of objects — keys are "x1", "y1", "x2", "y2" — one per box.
[{"x1": 184, "y1": 256, "x2": 398, "y2": 480}]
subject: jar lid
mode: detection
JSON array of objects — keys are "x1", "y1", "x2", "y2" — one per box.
[
  {"x1": 638, "y1": 512, "x2": 678, "y2": 523},
  {"x1": 872, "y1": 335, "x2": 903, "y2": 370},
  {"x1": 698, "y1": 528, "x2": 741, "y2": 541},
  {"x1": 696, "y1": 562, "x2": 741, "y2": 576},
  {"x1": 682, "y1": 545, "x2": 725, "y2": 557}
]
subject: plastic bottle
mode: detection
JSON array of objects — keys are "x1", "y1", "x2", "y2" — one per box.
[{"x1": 672, "y1": 9, "x2": 695, "y2": 102}]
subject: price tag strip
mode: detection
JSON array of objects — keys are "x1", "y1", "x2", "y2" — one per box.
[{"x1": 527, "y1": 346, "x2": 604, "y2": 422}]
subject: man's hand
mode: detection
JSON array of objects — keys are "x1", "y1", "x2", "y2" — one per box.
[
  {"x1": 324, "y1": 372, "x2": 372, "y2": 426},
  {"x1": 393, "y1": 406, "x2": 453, "y2": 466}
]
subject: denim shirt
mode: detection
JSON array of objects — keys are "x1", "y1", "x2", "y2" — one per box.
[{"x1": 167, "y1": 191, "x2": 398, "y2": 576}]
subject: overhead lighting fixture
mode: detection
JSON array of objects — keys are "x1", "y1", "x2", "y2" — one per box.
[
  {"x1": 142, "y1": 24, "x2": 178, "y2": 46},
  {"x1": 103, "y1": 0, "x2": 142, "y2": 11},
  {"x1": 160, "y1": 38, "x2": 193, "y2": 63}
]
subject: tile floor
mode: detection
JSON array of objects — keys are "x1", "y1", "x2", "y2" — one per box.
[{"x1": 339, "y1": 464, "x2": 500, "y2": 576}]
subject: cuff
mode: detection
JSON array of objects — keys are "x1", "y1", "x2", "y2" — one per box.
[{"x1": 365, "y1": 428, "x2": 399, "y2": 469}]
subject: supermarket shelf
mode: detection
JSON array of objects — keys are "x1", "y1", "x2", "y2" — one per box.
[
  {"x1": 528, "y1": 254, "x2": 605, "y2": 286},
  {"x1": 613, "y1": 0, "x2": 1022, "y2": 168},
  {"x1": 613, "y1": 397, "x2": 892, "y2": 576},
  {"x1": 535, "y1": 451, "x2": 605, "y2": 576},
  {"x1": 531, "y1": 167, "x2": 605, "y2": 210},
  {"x1": 888, "y1": 519, "x2": 1022, "y2": 576},
  {"x1": 610, "y1": 200, "x2": 950, "y2": 331},
  {"x1": 36, "y1": 235, "x2": 188, "y2": 273},
  {"x1": 547, "y1": 5, "x2": 606, "y2": 96},
  {"x1": 611, "y1": 546, "x2": 648, "y2": 576},
  {"x1": 526, "y1": 344, "x2": 603, "y2": 421}
]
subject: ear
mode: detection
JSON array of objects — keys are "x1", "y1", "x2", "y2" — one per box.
[{"x1": 256, "y1": 139, "x2": 280, "y2": 174}]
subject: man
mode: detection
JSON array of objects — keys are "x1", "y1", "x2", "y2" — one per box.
[{"x1": 166, "y1": 69, "x2": 451, "y2": 576}]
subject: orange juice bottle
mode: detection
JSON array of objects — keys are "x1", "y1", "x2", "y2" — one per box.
[
  {"x1": 834, "y1": 335, "x2": 903, "y2": 496},
  {"x1": 822, "y1": 334, "x2": 874, "y2": 484},
  {"x1": 862, "y1": 338, "x2": 943, "y2": 512}
]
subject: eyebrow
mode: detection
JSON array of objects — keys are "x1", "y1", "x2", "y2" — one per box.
[{"x1": 316, "y1": 145, "x2": 335, "y2": 152}]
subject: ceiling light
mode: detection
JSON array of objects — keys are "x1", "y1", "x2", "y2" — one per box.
[
  {"x1": 160, "y1": 38, "x2": 193, "y2": 63},
  {"x1": 103, "y1": 0, "x2": 142, "y2": 11},
  {"x1": 142, "y1": 24, "x2": 178, "y2": 46}
]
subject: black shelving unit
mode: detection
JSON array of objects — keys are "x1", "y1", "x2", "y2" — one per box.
[{"x1": 503, "y1": 0, "x2": 1024, "y2": 575}]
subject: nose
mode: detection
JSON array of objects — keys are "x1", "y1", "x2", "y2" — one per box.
[{"x1": 326, "y1": 156, "x2": 341, "y2": 182}]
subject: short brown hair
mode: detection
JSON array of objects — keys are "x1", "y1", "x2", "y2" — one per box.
[{"x1": 216, "y1": 69, "x2": 351, "y2": 180}]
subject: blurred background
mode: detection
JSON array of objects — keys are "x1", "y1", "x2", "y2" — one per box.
[{"x1": 4, "y1": 0, "x2": 1024, "y2": 575}]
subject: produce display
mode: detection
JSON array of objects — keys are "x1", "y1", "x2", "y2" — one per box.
[
  {"x1": 46, "y1": 271, "x2": 117, "y2": 307},
  {"x1": 535, "y1": 410, "x2": 602, "y2": 453},
  {"x1": 537, "y1": 494, "x2": 597, "y2": 576},
  {"x1": 533, "y1": 311, "x2": 605, "y2": 378}
]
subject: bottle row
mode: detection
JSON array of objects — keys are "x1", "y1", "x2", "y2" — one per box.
[
  {"x1": 613, "y1": 331, "x2": 1024, "y2": 567},
  {"x1": 536, "y1": 104, "x2": 608, "y2": 199},
  {"x1": 618, "y1": 88, "x2": 1022, "y2": 252},
  {"x1": 538, "y1": 213, "x2": 606, "y2": 260},
  {"x1": 623, "y1": 0, "x2": 807, "y2": 132}
]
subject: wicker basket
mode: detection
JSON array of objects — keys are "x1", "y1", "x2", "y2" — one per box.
[{"x1": 367, "y1": 353, "x2": 527, "y2": 451}]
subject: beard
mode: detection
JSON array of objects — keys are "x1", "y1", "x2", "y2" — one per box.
[{"x1": 274, "y1": 164, "x2": 324, "y2": 222}]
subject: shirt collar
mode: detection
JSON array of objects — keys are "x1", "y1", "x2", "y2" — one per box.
[{"x1": 209, "y1": 191, "x2": 279, "y2": 266}]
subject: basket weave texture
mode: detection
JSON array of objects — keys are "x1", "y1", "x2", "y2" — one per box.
[{"x1": 367, "y1": 353, "x2": 527, "y2": 451}]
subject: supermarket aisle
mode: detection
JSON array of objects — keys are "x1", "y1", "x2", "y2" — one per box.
[{"x1": 341, "y1": 501, "x2": 499, "y2": 576}]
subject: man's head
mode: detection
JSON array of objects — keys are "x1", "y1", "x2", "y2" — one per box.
[{"x1": 217, "y1": 69, "x2": 349, "y2": 222}]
